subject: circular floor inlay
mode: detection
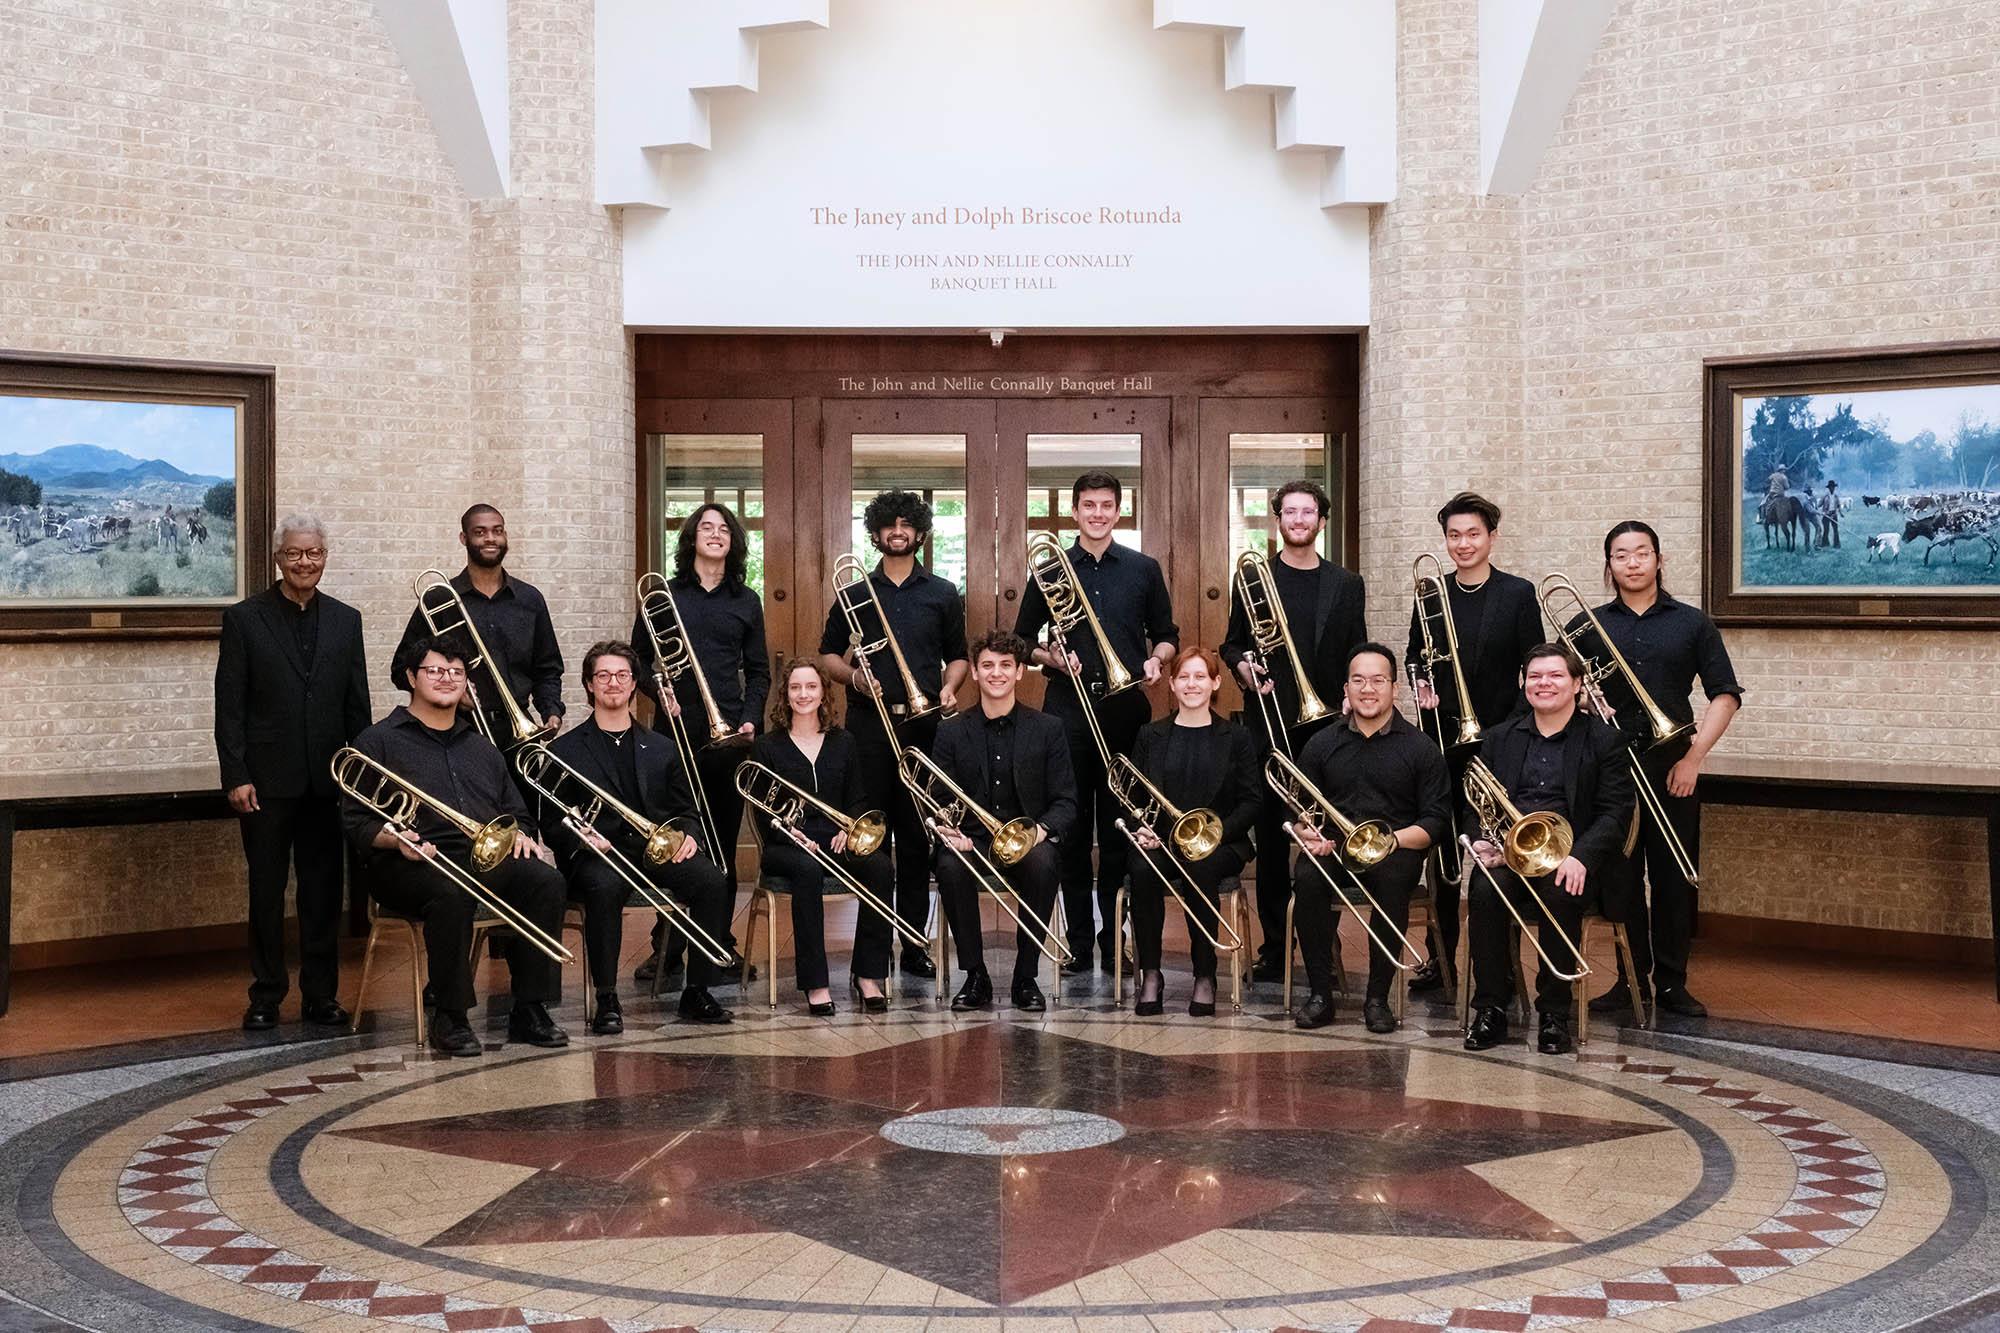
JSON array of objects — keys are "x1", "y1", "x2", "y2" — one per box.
[{"x1": 878, "y1": 1105, "x2": 1126, "y2": 1155}]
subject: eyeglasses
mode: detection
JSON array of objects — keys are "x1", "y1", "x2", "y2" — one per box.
[
  {"x1": 591, "y1": 670, "x2": 635, "y2": 684},
  {"x1": 695, "y1": 521, "x2": 730, "y2": 536},
  {"x1": 277, "y1": 548, "x2": 326, "y2": 564},
  {"x1": 415, "y1": 666, "x2": 466, "y2": 681},
  {"x1": 1347, "y1": 674, "x2": 1392, "y2": 689}
]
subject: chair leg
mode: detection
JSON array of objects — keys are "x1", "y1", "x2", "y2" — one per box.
[
  {"x1": 1614, "y1": 922, "x2": 1648, "y2": 1027},
  {"x1": 351, "y1": 925, "x2": 380, "y2": 1035},
  {"x1": 1454, "y1": 916, "x2": 1474, "y2": 1032},
  {"x1": 1282, "y1": 897, "x2": 1296, "y2": 1012},
  {"x1": 406, "y1": 923, "x2": 428, "y2": 1050},
  {"x1": 1573, "y1": 924, "x2": 1589, "y2": 1051},
  {"x1": 1229, "y1": 893, "x2": 1243, "y2": 1013},
  {"x1": 1112, "y1": 886, "x2": 1127, "y2": 1005},
  {"x1": 934, "y1": 910, "x2": 951, "y2": 1005},
  {"x1": 759, "y1": 891, "x2": 778, "y2": 1012},
  {"x1": 1510, "y1": 925, "x2": 1530, "y2": 1026}
]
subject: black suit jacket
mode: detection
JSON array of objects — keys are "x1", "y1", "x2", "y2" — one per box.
[
  {"x1": 1220, "y1": 557, "x2": 1368, "y2": 728},
  {"x1": 214, "y1": 585, "x2": 371, "y2": 799},
  {"x1": 930, "y1": 704, "x2": 1078, "y2": 841},
  {"x1": 1405, "y1": 566, "x2": 1545, "y2": 729},
  {"x1": 1467, "y1": 709, "x2": 1635, "y2": 877},
  {"x1": 543, "y1": 715, "x2": 703, "y2": 867},
  {"x1": 1128, "y1": 716, "x2": 1261, "y2": 861}
]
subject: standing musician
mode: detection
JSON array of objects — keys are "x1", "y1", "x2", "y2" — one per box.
[
  {"x1": 928, "y1": 630, "x2": 1078, "y2": 1013},
  {"x1": 542, "y1": 641, "x2": 733, "y2": 1031},
  {"x1": 340, "y1": 636, "x2": 570, "y2": 1058},
  {"x1": 1405, "y1": 492, "x2": 1545, "y2": 993},
  {"x1": 1221, "y1": 478, "x2": 1368, "y2": 985},
  {"x1": 632, "y1": 502, "x2": 769, "y2": 987},
  {"x1": 215, "y1": 513, "x2": 371, "y2": 1032},
  {"x1": 392, "y1": 504, "x2": 565, "y2": 742},
  {"x1": 1124, "y1": 647, "x2": 1260, "y2": 1017},
  {"x1": 817, "y1": 489, "x2": 967, "y2": 983},
  {"x1": 751, "y1": 659, "x2": 900, "y2": 1016},
  {"x1": 1013, "y1": 471, "x2": 1176, "y2": 977},
  {"x1": 1463, "y1": 643, "x2": 1634, "y2": 1055},
  {"x1": 1573, "y1": 520, "x2": 1742, "y2": 1020},
  {"x1": 1289, "y1": 644, "x2": 1451, "y2": 1032}
]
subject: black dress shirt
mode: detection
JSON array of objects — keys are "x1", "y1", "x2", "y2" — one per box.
[
  {"x1": 1405, "y1": 567, "x2": 1545, "y2": 729},
  {"x1": 979, "y1": 708, "x2": 1023, "y2": 821},
  {"x1": 285, "y1": 590, "x2": 321, "y2": 670},
  {"x1": 393, "y1": 569, "x2": 564, "y2": 721},
  {"x1": 1013, "y1": 538, "x2": 1178, "y2": 700},
  {"x1": 1573, "y1": 591, "x2": 1744, "y2": 739},
  {"x1": 817, "y1": 561, "x2": 967, "y2": 714},
  {"x1": 1293, "y1": 711, "x2": 1453, "y2": 849},
  {"x1": 1272, "y1": 560, "x2": 1322, "y2": 662},
  {"x1": 633, "y1": 573, "x2": 771, "y2": 733},
  {"x1": 339, "y1": 707, "x2": 532, "y2": 858},
  {"x1": 1220, "y1": 556, "x2": 1369, "y2": 733},
  {"x1": 1516, "y1": 720, "x2": 1571, "y2": 818},
  {"x1": 750, "y1": 728, "x2": 868, "y2": 845},
  {"x1": 1130, "y1": 715, "x2": 1263, "y2": 860},
  {"x1": 585, "y1": 725, "x2": 644, "y2": 811}
]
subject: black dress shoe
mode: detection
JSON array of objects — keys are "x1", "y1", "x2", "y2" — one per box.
[
  {"x1": 1363, "y1": 998, "x2": 1397, "y2": 1034},
  {"x1": 1010, "y1": 977, "x2": 1047, "y2": 1014},
  {"x1": 1294, "y1": 994, "x2": 1335, "y2": 1029},
  {"x1": 590, "y1": 993, "x2": 624, "y2": 1036},
  {"x1": 242, "y1": 1002, "x2": 279, "y2": 1032},
  {"x1": 1251, "y1": 955, "x2": 1284, "y2": 984},
  {"x1": 1059, "y1": 954, "x2": 1093, "y2": 977},
  {"x1": 301, "y1": 999, "x2": 350, "y2": 1027},
  {"x1": 1538, "y1": 1012, "x2": 1574, "y2": 1055},
  {"x1": 677, "y1": 986, "x2": 734, "y2": 1024},
  {"x1": 1655, "y1": 987, "x2": 1708, "y2": 1018},
  {"x1": 1589, "y1": 979, "x2": 1646, "y2": 1013},
  {"x1": 429, "y1": 1013, "x2": 482, "y2": 1058},
  {"x1": 950, "y1": 971, "x2": 993, "y2": 1012},
  {"x1": 1188, "y1": 980, "x2": 1217, "y2": 1019},
  {"x1": 1465, "y1": 1006, "x2": 1508, "y2": 1051},
  {"x1": 900, "y1": 949, "x2": 937, "y2": 979},
  {"x1": 807, "y1": 999, "x2": 837, "y2": 1018},
  {"x1": 1134, "y1": 994, "x2": 1164, "y2": 1017},
  {"x1": 850, "y1": 978, "x2": 889, "y2": 1014},
  {"x1": 508, "y1": 1001, "x2": 569, "y2": 1048},
  {"x1": 1406, "y1": 960, "x2": 1445, "y2": 994}
]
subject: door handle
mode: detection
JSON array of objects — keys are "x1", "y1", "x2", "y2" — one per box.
[
  {"x1": 1206, "y1": 586, "x2": 1220, "y2": 600},
  {"x1": 1003, "y1": 587, "x2": 1017, "y2": 601},
  {"x1": 772, "y1": 588, "x2": 786, "y2": 601}
]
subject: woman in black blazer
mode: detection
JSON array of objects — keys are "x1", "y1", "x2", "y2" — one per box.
[
  {"x1": 1125, "y1": 646, "x2": 1261, "y2": 1016},
  {"x1": 750, "y1": 658, "x2": 897, "y2": 1016}
]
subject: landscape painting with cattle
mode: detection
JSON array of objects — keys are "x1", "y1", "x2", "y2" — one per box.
[{"x1": 0, "y1": 391, "x2": 241, "y2": 603}]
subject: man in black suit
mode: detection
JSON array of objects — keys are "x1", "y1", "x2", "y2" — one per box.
[
  {"x1": 1220, "y1": 478, "x2": 1368, "y2": 984},
  {"x1": 927, "y1": 630, "x2": 1078, "y2": 1014},
  {"x1": 1462, "y1": 643, "x2": 1634, "y2": 1055},
  {"x1": 215, "y1": 514, "x2": 372, "y2": 1032},
  {"x1": 1405, "y1": 491, "x2": 1546, "y2": 992}
]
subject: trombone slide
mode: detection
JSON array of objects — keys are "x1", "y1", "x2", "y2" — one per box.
[
  {"x1": 1283, "y1": 821, "x2": 1422, "y2": 972},
  {"x1": 1459, "y1": 834, "x2": 1590, "y2": 983},
  {"x1": 1114, "y1": 818, "x2": 1242, "y2": 953}
]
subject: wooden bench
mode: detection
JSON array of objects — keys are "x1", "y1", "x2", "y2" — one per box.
[
  {"x1": 0, "y1": 764, "x2": 234, "y2": 1017},
  {"x1": 1699, "y1": 754, "x2": 2000, "y2": 1001}
]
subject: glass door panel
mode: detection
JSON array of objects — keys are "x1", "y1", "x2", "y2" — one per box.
[
  {"x1": 651, "y1": 433, "x2": 770, "y2": 595},
  {"x1": 851, "y1": 433, "x2": 970, "y2": 592},
  {"x1": 1229, "y1": 431, "x2": 1334, "y2": 561}
]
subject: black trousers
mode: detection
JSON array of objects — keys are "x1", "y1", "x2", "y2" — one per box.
[
  {"x1": 368, "y1": 846, "x2": 565, "y2": 1013},
  {"x1": 1247, "y1": 711, "x2": 1334, "y2": 963},
  {"x1": 1468, "y1": 864, "x2": 1592, "y2": 1017},
  {"x1": 1129, "y1": 845, "x2": 1244, "y2": 980},
  {"x1": 240, "y1": 794, "x2": 345, "y2": 1006},
  {"x1": 1047, "y1": 688, "x2": 1150, "y2": 962},
  {"x1": 568, "y1": 846, "x2": 732, "y2": 994},
  {"x1": 1609, "y1": 747, "x2": 1700, "y2": 994},
  {"x1": 1424, "y1": 749, "x2": 1473, "y2": 968},
  {"x1": 759, "y1": 840, "x2": 896, "y2": 990},
  {"x1": 1293, "y1": 846, "x2": 1425, "y2": 1000},
  {"x1": 936, "y1": 838, "x2": 1062, "y2": 984},
  {"x1": 655, "y1": 744, "x2": 748, "y2": 964},
  {"x1": 848, "y1": 710, "x2": 938, "y2": 955}
]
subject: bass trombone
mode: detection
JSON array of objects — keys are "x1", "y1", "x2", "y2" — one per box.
[
  {"x1": 633, "y1": 573, "x2": 731, "y2": 859},
  {"x1": 1538, "y1": 573, "x2": 1701, "y2": 887},
  {"x1": 1263, "y1": 751, "x2": 1422, "y2": 971},
  {"x1": 1410, "y1": 553, "x2": 1484, "y2": 758},
  {"x1": 900, "y1": 746, "x2": 1072, "y2": 965},
  {"x1": 1105, "y1": 757, "x2": 1241, "y2": 953},
  {"x1": 513, "y1": 742, "x2": 732, "y2": 968},
  {"x1": 733, "y1": 761, "x2": 930, "y2": 951},
  {"x1": 413, "y1": 569, "x2": 552, "y2": 751},
  {"x1": 331, "y1": 746, "x2": 574, "y2": 964},
  {"x1": 1461, "y1": 756, "x2": 1589, "y2": 981},
  {"x1": 833, "y1": 552, "x2": 955, "y2": 727},
  {"x1": 1232, "y1": 551, "x2": 1332, "y2": 758}
]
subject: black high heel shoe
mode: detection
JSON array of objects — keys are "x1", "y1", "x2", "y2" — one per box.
[
  {"x1": 1188, "y1": 976, "x2": 1217, "y2": 1017},
  {"x1": 807, "y1": 993, "x2": 837, "y2": 1018},
  {"x1": 1134, "y1": 971, "x2": 1165, "y2": 1017},
  {"x1": 849, "y1": 977, "x2": 889, "y2": 1015}
]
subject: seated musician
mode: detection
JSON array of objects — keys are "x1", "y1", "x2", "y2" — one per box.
[
  {"x1": 1126, "y1": 646, "x2": 1259, "y2": 1017},
  {"x1": 929, "y1": 630, "x2": 1077, "y2": 1014},
  {"x1": 1291, "y1": 643, "x2": 1452, "y2": 1032},
  {"x1": 750, "y1": 658, "x2": 898, "y2": 1016},
  {"x1": 339, "y1": 635, "x2": 569, "y2": 1058},
  {"x1": 1463, "y1": 642, "x2": 1635, "y2": 1055},
  {"x1": 544, "y1": 640, "x2": 732, "y2": 1031}
]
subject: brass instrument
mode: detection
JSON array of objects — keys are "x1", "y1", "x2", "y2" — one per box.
[
  {"x1": 1538, "y1": 574, "x2": 1701, "y2": 887},
  {"x1": 331, "y1": 746, "x2": 574, "y2": 964},
  {"x1": 832, "y1": 552, "x2": 954, "y2": 727},
  {"x1": 1410, "y1": 553, "x2": 1485, "y2": 758},
  {"x1": 733, "y1": 760, "x2": 930, "y2": 952},
  {"x1": 1461, "y1": 756, "x2": 1588, "y2": 982},
  {"x1": 1026, "y1": 532, "x2": 1138, "y2": 699},
  {"x1": 633, "y1": 573, "x2": 731, "y2": 860},
  {"x1": 514, "y1": 742, "x2": 732, "y2": 967},
  {"x1": 901, "y1": 745, "x2": 1072, "y2": 965},
  {"x1": 1105, "y1": 757, "x2": 1241, "y2": 954},
  {"x1": 1232, "y1": 551, "x2": 1333, "y2": 758},
  {"x1": 1263, "y1": 751, "x2": 1421, "y2": 971},
  {"x1": 413, "y1": 569, "x2": 551, "y2": 751}
]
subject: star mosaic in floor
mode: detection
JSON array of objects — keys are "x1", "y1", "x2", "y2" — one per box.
[{"x1": 3, "y1": 1006, "x2": 1997, "y2": 1332}]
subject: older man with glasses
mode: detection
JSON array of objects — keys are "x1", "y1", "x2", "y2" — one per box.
[{"x1": 215, "y1": 514, "x2": 373, "y2": 1031}]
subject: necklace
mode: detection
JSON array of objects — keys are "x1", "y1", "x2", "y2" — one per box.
[
  {"x1": 605, "y1": 727, "x2": 629, "y2": 747},
  {"x1": 1453, "y1": 574, "x2": 1489, "y2": 593}
]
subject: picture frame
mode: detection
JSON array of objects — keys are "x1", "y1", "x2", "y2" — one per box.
[
  {"x1": 1703, "y1": 339, "x2": 2000, "y2": 629},
  {"x1": 0, "y1": 349, "x2": 274, "y2": 641}
]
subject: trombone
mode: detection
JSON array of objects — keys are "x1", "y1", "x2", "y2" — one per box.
[
  {"x1": 1026, "y1": 531, "x2": 1139, "y2": 701},
  {"x1": 832, "y1": 552, "x2": 955, "y2": 728},
  {"x1": 331, "y1": 746, "x2": 574, "y2": 964},
  {"x1": 1263, "y1": 751, "x2": 1422, "y2": 971},
  {"x1": 513, "y1": 742, "x2": 732, "y2": 968},
  {"x1": 1538, "y1": 574, "x2": 1702, "y2": 887},
  {"x1": 1232, "y1": 551, "x2": 1333, "y2": 758},
  {"x1": 1410, "y1": 554, "x2": 1484, "y2": 758},
  {"x1": 633, "y1": 573, "x2": 730, "y2": 859},
  {"x1": 733, "y1": 760, "x2": 930, "y2": 952},
  {"x1": 1461, "y1": 756, "x2": 1589, "y2": 982},
  {"x1": 900, "y1": 746, "x2": 1073, "y2": 965},
  {"x1": 413, "y1": 569, "x2": 552, "y2": 752},
  {"x1": 1105, "y1": 757, "x2": 1241, "y2": 953}
]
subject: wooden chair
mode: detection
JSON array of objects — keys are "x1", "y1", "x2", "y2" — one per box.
[
  {"x1": 1455, "y1": 909, "x2": 1646, "y2": 1049},
  {"x1": 349, "y1": 898, "x2": 429, "y2": 1047},
  {"x1": 469, "y1": 903, "x2": 593, "y2": 1021},
  {"x1": 1110, "y1": 875, "x2": 1249, "y2": 1012}
]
